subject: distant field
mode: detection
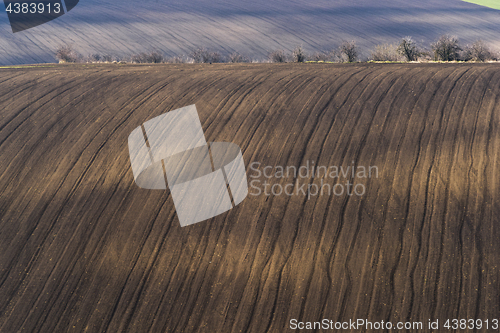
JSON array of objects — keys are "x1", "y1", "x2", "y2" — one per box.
[
  {"x1": 462, "y1": 0, "x2": 500, "y2": 9},
  {"x1": 1, "y1": 0, "x2": 500, "y2": 65},
  {"x1": 1, "y1": 63, "x2": 499, "y2": 332}
]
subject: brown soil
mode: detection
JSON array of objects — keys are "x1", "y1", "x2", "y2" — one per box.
[{"x1": 0, "y1": 63, "x2": 499, "y2": 332}]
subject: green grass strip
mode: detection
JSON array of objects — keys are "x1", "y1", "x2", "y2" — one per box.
[{"x1": 462, "y1": 0, "x2": 500, "y2": 10}]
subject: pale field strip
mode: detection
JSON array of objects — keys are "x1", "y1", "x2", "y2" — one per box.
[{"x1": 0, "y1": 0, "x2": 500, "y2": 65}]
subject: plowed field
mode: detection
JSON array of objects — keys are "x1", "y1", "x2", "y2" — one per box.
[{"x1": 1, "y1": 63, "x2": 499, "y2": 332}]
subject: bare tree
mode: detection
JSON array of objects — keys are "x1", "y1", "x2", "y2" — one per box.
[
  {"x1": 461, "y1": 40, "x2": 495, "y2": 62},
  {"x1": 147, "y1": 51, "x2": 164, "y2": 63},
  {"x1": 372, "y1": 43, "x2": 401, "y2": 62},
  {"x1": 397, "y1": 37, "x2": 420, "y2": 61},
  {"x1": 268, "y1": 50, "x2": 287, "y2": 63},
  {"x1": 84, "y1": 53, "x2": 119, "y2": 63},
  {"x1": 87, "y1": 54, "x2": 101, "y2": 63},
  {"x1": 208, "y1": 51, "x2": 225, "y2": 63},
  {"x1": 339, "y1": 41, "x2": 358, "y2": 62},
  {"x1": 292, "y1": 46, "x2": 307, "y2": 63},
  {"x1": 165, "y1": 56, "x2": 188, "y2": 63},
  {"x1": 101, "y1": 54, "x2": 113, "y2": 62},
  {"x1": 310, "y1": 51, "x2": 334, "y2": 62},
  {"x1": 228, "y1": 52, "x2": 250, "y2": 63},
  {"x1": 190, "y1": 48, "x2": 225, "y2": 63},
  {"x1": 190, "y1": 47, "x2": 211, "y2": 63},
  {"x1": 432, "y1": 35, "x2": 461, "y2": 61},
  {"x1": 131, "y1": 53, "x2": 147, "y2": 63},
  {"x1": 55, "y1": 44, "x2": 79, "y2": 63}
]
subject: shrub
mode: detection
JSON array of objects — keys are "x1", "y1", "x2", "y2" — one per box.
[
  {"x1": 461, "y1": 40, "x2": 495, "y2": 62},
  {"x1": 292, "y1": 46, "x2": 307, "y2": 63},
  {"x1": 85, "y1": 54, "x2": 115, "y2": 63},
  {"x1": 228, "y1": 52, "x2": 250, "y2": 63},
  {"x1": 87, "y1": 54, "x2": 101, "y2": 62},
  {"x1": 165, "y1": 56, "x2": 188, "y2": 63},
  {"x1": 190, "y1": 48, "x2": 225, "y2": 63},
  {"x1": 131, "y1": 53, "x2": 147, "y2": 63},
  {"x1": 101, "y1": 54, "x2": 113, "y2": 62},
  {"x1": 310, "y1": 51, "x2": 334, "y2": 62},
  {"x1": 208, "y1": 51, "x2": 225, "y2": 63},
  {"x1": 131, "y1": 51, "x2": 164, "y2": 63},
  {"x1": 55, "y1": 45, "x2": 79, "y2": 63},
  {"x1": 432, "y1": 35, "x2": 461, "y2": 61},
  {"x1": 146, "y1": 51, "x2": 164, "y2": 63},
  {"x1": 339, "y1": 40, "x2": 358, "y2": 62},
  {"x1": 268, "y1": 50, "x2": 287, "y2": 63},
  {"x1": 190, "y1": 47, "x2": 209, "y2": 63},
  {"x1": 397, "y1": 37, "x2": 420, "y2": 61},
  {"x1": 371, "y1": 43, "x2": 401, "y2": 62}
]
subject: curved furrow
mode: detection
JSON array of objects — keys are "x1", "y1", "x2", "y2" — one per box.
[
  {"x1": 160, "y1": 70, "x2": 311, "y2": 333},
  {"x1": 185, "y1": 70, "x2": 329, "y2": 333},
  {"x1": 387, "y1": 68, "x2": 477, "y2": 322},
  {"x1": 330, "y1": 67, "x2": 403, "y2": 322},
  {"x1": 387, "y1": 65, "x2": 463, "y2": 322},
  {"x1": 192, "y1": 72, "x2": 328, "y2": 332},
  {"x1": 422, "y1": 67, "x2": 476, "y2": 321},
  {"x1": 1, "y1": 69, "x2": 185, "y2": 331},
  {"x1": 344, "y1": 66, "x2": 422, "y2": 321},
  {"x1": 0, "y1": 63, "x2": 499, "y2": 332},
  {"x1": 398, "y1": 66, "x2": 456, "y2": 323},
  {"x1": 391, "y1": 66, "x2": 472, "y2": 322},
  {"x1": 347, "y1": 65, "x2": 433, "y2": 323},
  {"x1": 0, "y1": 69, "x2": 177, "y2": 288},
  {"x1": 454, "y1": 68, "x2": 497, "y2": 320},
  {"x1": 243, "y1": 67, "x2": 375, "y2": 332}
]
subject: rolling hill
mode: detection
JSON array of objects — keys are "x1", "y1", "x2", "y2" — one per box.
[
  {"x1": 0, "y1": 62, "x2": 499, "y2": 332},
  {"x1": 0, "y1": 0, "x2": 500, "y2": 65}
]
